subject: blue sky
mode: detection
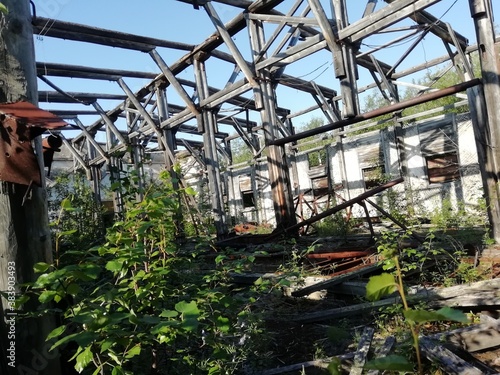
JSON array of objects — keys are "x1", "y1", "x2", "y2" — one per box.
[{"x1": 32, "y1": 0, "x2": 500, "y2": 136}]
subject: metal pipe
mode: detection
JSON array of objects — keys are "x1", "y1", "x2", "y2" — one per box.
[
  {"x1": 279, "y1": 177, "x2": 404, "y2": 234},
  {"x1": 271, "y1": 78, "x2": 482, "y2": 146}
]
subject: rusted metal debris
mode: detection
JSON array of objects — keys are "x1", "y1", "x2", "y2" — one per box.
[{"x1": 0, "y1": 101, "x2": 66, "y2": 186}]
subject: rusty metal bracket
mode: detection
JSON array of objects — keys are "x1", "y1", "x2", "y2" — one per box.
[{"x1": 0, "y1": 101, "x2": 67, "y2": 186}]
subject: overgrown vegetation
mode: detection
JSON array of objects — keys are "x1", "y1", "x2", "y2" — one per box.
[
  {"x1": 363, "y1": 229, "x2": 472, "y2": 374},
  {"x1": 48, "y1": 172, "x2": 106, "y2": 252},
  {"x1": 17, "y1": 158, "x2": 494, "y2": 375},
  {"x1": 21, "y1": 171, "x2": 277, "y2": 375}
]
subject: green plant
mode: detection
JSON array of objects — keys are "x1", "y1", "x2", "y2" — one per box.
[
  {"x1": 22, "y1": 171, "x2": 273, "y2": 375},
  {"x1": 48, "y1": 171, "x2": 106, "y2": 254},
  {"x1": 314, "y1": 212, "x2": 353, "y2": 237},
  {"x1": 277, "y1": 239, "x2": 318, "y2": 277},
  {"x1": 365, "y1": 235, "x2": 469, "y2": 374}
]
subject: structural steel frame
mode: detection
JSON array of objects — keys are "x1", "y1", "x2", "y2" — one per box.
[{"x1": 30, "y1": 0, "x2": 500, "y2": 239}]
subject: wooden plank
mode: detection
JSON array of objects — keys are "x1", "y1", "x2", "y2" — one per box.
[
  {"x1": 343, "y1": 0, "x2": 440, "y2": 43},
  {"x1": 384, "y1": 1, "x2": 468, "y2": 49},
  {"x1": 294, "y1": 297, "x2": 400, "y2": 323},
  {"x1": 367, "y1": 336, "x2": 396, "y2": 375},
  {"x1": 149, "y1": 50, "x2": 201, "y2": 116},
  {"x1": 294, "y1": 279, "x2": 500, "y2": 323},
  {"x1": 32, "y1": 17, "x2": 195, "y2": 52},
  {"x1": 350, "y1": 327, "x2": 375, "y2": 375},
  {"x1": 291, "y1": 263, "x2": 381, "y2": 297},
  {"x1": 205, "y1": 2, "x2": 258, "y2": 87},
  {"x1": 420, "y1": 337, "x2": 483, "y2": 375},
  {"x1": 271, "y1": 79, "x2": 481, "y2": 146},
  {"x1": 427, "y1": 323, "x2": 500, "y2": 353},
  {"x1": 260, "y1": 352, "x2": 355, "y2": 375}
]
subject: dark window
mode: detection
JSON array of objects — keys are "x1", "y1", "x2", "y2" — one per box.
[
  {"x1": 242, "y1": 191, "x2": 255, "y2": 208},
  {"x1": 426, "y1": 152, "x2": 460, "y2": 183},
  {"x1": 362, "y1": 165, "x2": 385, "y2": 190}
]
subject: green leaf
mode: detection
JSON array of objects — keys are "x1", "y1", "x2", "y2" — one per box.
[
  {"x1": 175, "y1": 301, "x2": 200, "y2": 332},
  {"x1": 404, "y1": 307, "x2": 469, "y2": 324},
  {"x1": 0, "y1": 3, "x2": 8, "y2": 15},
  {"x1": 59, "y1": 229, "x2": 78, "y2": 236},
  {"x1": 61, "y1": 197, "x2": 73, "y2": 210},
  {"x1": 77, "y1": 264, "x2": 101, "y2": 280},
  {"x1": 216, "y1": 316, "x2": 231, "y2": 333},
  {"x1": 66, "y1": 283, "x2": 81, "y2": 296},
  {"x1": 151, "y1": 321, "x2": 178, "y2": 334},
  {"x1": 215, "y1": 255, "x2": 226, "y2": 264},
  {"x1": 39, "y1": 290, "x2": 58, "y2": 303},
  {"x1": 108, "y1": 312, "x2": 131, "y2": 324},
  {"x1": 159, "y1": 310, "x2": 178, "y2": 318},
  {"x1": 364, "y1": 355, "x2": 414, "y2": 371},
  {"x1": 110, "y1": 182, "x2": 122, "y2": 191},
  {"x1": 125, "y1": 344, "x2": 141, "y2": 359},
  {"x1": 106, "y1": 260, "x2": 123, "y2": 272},
  {"x1": 185, "y1": 186, "x2": 196, "y2": 196},
  {"x1": 46, "y1": 325, "x2": 66, "y2": 341},
  {"x1": 75, "y1": 346, "x2": 93, "y2": 373},
  {"x1": 50, "y1": 331, "x2": 97, "y2": 352},
  {"x1": 100, "y1": 339, "x2": 114, "y2": 353},
  {"x1": 140, "y1": 315, "x2": 161, "y2": 324},
  {"x1": 365, "y1": 273, "x2": 398, "y2": 301},
  {"x1": 175, "y1": 300, "x2": 199, "y2": 317},
  {"x1": 111, "y1": 366, "x2": 125, "y2": 375},
  {"x1": 34, "y1": 262, "x2": 51, "y2": 273},
  {"x1": 14, "y1": 294, "x2": 30, "y2": 309},
  {"x1": 181, "y1": 317, "x2": 199, "y2": 332},
  {"x1": 327, "y1": 357, "x2": 342, "y2": 375}
]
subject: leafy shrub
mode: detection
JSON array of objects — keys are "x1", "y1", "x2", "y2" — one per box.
[
  {"x1": 23, "y1": 171, "x2": 271, "y2": 375},
  {"x1": 48, "y1": 171, "x2": 106, "y2": 252}
]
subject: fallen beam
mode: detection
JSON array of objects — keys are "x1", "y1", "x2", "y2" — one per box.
[
  {"x1": 427, "y1": 317, "x2": 500, "y2": 353},
  {"x1": 292, "y1": 263, "x2": 381, "y2": 298},
  {"x1": 280, "y1": 177, "x2": 404, "y2": 235},
  {"x1": 294, "y1": 278, "x2": 500, "y2": 323},
  {"x1": 419, "y1": 337, "x2": 483, "y2": 375}
]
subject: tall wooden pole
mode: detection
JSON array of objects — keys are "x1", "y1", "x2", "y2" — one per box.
[
  {"x1": 469, "y1": 0, "x2": 500, "y2": 242},
  {"x1": 0, "y1": 1, "x2": 61, "y2": 374},
  {"x1": 194, "y1": 54, "x2": 228, "y2": 238},
  {"x1": 248, "y1": 17, "x2": 297, "y2": 230}
]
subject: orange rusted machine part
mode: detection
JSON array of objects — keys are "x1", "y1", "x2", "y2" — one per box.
[{"x1": 0, "y1": 101, "x2": 67, "y2": 185}]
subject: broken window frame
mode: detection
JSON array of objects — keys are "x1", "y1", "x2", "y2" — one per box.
[{"x1": 362, "y1": 165, "x2": 386, "y2": 190}]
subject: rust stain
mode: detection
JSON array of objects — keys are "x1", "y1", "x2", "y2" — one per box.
[
  {"x1": 0, "y1": 101, "x2": 67, "y2": 186},
  {"x1": 0, "y1": 101, "x2": 67, "y2": 131}
]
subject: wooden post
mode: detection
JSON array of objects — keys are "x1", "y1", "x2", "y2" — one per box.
[
  {"x1": 193, "y1": 55, "x2": 228, "y2": 238},
  {"x1": 248, "y1": 17, "x2": 297, "y2": 230},
  {"x1": 469, "y1": 0, "x2": 500, "y2": 242},
  {"x1": 156, "y1": 87, "x2": 185, "y2": 237},
  {"x1": 0, "y1": 1, "x2": 61, "y2": 374}
]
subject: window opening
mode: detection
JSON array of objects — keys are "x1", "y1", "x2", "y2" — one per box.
[{"x1": 426, "y1": 152, "x2": 460, "y2": 183}]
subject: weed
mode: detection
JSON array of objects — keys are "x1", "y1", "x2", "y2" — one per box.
[
  {"x1": 366, "y1": 231, "x2": 470, "y2": 374},
  {"x1": 21, "y1": 171, "x2": 275, "y2": 375},
  {"x1": 313, "y1": 212, "x2": 353, "y2": 237}
]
